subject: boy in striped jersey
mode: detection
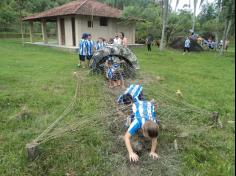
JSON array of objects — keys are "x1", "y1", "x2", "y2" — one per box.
[
  {"x1": 117, "y1": 84, "x2": 144, "y2": 105},
  {"x1": 86, "y1": 34, "x2": 95, "y2": 67},
  {"x1": 124, "y1": 100, "x2": 159, "y2": 162},
  {"x1": 96, "y1": 37, "x2": 105, "y2": 50},
  {"x1": 78, "y1": 33, "x2": 88, "y2": 68},
  {"x1": 106, "y1": 57, "x2": 124, "y2": 88}
]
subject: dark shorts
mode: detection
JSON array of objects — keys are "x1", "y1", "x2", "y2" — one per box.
[
  {"x1": 87, "y1": 55, "x2": 93, "y2": 60},
  {"x1": 184, "y1": 47, "x2": 190, "y2": 52},
  {"x1": 79, "y1": 55, "x2": 86, "y2": 61}
]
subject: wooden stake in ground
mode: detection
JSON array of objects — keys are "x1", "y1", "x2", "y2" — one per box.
[{"x1": 26, "y1": 141, "x2": 39, "y2": 161}]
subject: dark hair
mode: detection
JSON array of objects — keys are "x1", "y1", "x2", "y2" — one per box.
[
  {"x1": 120, "y1": 32, "x2": 124, "y2": 38},
  {"x1": 147, "y1": 126, "x2": 158, "y2": 138},
  {"x1": 144, "y1": 120, "x2": 159, "y2": 138},
  {"x1": 82, "y1": 33, "x2": 88, "y2": 39},
  {"x1": 109, "y1": 38, "x2": 114, "y2": 44},
  {"x1": 123, "y1": 94, "x2": 133, "y2": 105}
]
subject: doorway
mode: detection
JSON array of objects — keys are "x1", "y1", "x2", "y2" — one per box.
[
  {"x1": 60, "y1": 18, "x2": 65, "y2": 45},
  {"x1": 71, "y1": 17, "x2": 76, "y2": 46}
]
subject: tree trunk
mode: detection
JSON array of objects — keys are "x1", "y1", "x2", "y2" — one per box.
[
  {"x1": 220, "y1": 19, "x2": 232, "y2": 55},
  {"x1": 215, "y1": 1, "x2": 221, "y2": 49},
  {"x1": 17, "y1": 0, "x2": 24, "y2": 46},
  {"x1": 160, "y1": 0, "x2": 168, "y2": 51},
  {"x1": 225, "y1": 19, "x2": 232, "y2": 40},
  {"x1": 192, "y1": 0, "x2": 198, "y2": 32},
  {"x1": 220, "y1": 20, "x2": 228, "y2": 55},
  {"x1": 20, "y1": 16, "x2": 24, "y2": 46},
  {"x1": 215, "y1": 32, "x2": 219, "y2": 50}
]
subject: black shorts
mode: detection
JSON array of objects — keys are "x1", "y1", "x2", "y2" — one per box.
[
  {"x1": 184, "y1": 47, "x2": 190, "y2": 52},
  {"x1": 79, "y1": 55, "x2": 86, "y2": 61},
  {"x1": 87, "y1": 55, "x2": 93, "y2": 60}
]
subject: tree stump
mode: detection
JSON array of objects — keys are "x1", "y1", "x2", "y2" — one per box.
[{"x1": 26, "y1": 141, "x2": 39, "y2": 161}]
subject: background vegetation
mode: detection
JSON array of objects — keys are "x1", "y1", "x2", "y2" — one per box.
[{"x1": 0, "y1": 0, "x2": 234, "y2": 43}]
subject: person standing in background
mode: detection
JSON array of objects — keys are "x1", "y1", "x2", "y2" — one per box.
[
  {"x1": 183, "y1": 36, "x2": 190, "y2": 55},
  {"x1": 146, "y1": 34, "x2": 153, "y2": 52},
  {"x1": 96, "y1": 37, "x2": 105, "y2": 50},
  {"x1": 113, "y1": 33, "x2": 120, "y2": 45},
  {"x1": 119, "y1": 32, "x2": 128, "y2": 47},
  {"x1": 78, "y1": 33, "x2": 88, "y2": 68},
  {"x1": 86, "y1": 34, "x2": 95, "y2": 67}
]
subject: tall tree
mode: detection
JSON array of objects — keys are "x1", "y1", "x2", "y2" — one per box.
[
  {"x1": 220, "y1": 0, "x2": 235, "y2": 54},
  {"x1": 160, "y1": 0, "x2": 169, "y2": 50},
  {"x1": 192, "y1": 0, "x2": 198, "y2": 31},
  {"x1": 175, "y1": 0, "x2": 180, "y2": 12},
  {"x1": 192, "y1": 0, "x2": 205, "y2": 32}
]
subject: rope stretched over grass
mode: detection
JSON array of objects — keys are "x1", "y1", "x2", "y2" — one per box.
[{"x1": 29, "y1": 73, "x2": 80, "y2": 145}]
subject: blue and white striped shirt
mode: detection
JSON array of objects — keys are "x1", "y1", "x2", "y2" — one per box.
[
  {"x1": 96, "y1": 42, "x2": 105, "y2": 50},
  {"x1": 107, "y1": 63, "x2": 120, "y2": 79},
  {"x1": 87, "y1": 40, "x2": 95, "y2": 56},
  {"x1": 79, "y1": 39, "x2": 87, "y2": 56},
  {"x1": 128, "y1": 101, "x2": 156, "y2": 136},
  {"x1": 117, "y1": 84, "x2": 143, "y2": 104}
]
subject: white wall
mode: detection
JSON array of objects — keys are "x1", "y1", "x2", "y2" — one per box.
[
  {"x1": 76, "y1": 16, "x2": 135, "y2": 44},
  {"x1": 58, "y1": 15, "x2": 136, "y2": 47}
]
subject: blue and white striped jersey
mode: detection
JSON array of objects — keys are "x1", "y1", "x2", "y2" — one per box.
[
  {"x1": 79, "y1": 39, "x2": 87, "y2": 56},
  {"x1": 87, "y1": 40, "x2": 95, "y2": 56},
  {"x1": 128, "y1": 101, "x2": 156, "y2": 136},
  {"x1": 106, "y1": 63, "x2": 120, "y2": 79},
  {"x1": 117, "y1": 84, "x2": 143, "y2": 104},
  {"x1": 96, "y1": 42, "x2": 105, "y2": 50}
]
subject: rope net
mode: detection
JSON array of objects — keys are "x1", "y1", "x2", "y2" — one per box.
[{"x1": 25, "y1": 49, "x2": 220, "y2": 174}]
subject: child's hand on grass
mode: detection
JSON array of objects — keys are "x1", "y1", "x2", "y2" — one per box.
[
  {"x1": 149, "y1": 152, "x2": 159, "y2": 160},
  {"x1": 129, "y1": 152, "x2": 139, "y2": 162}
]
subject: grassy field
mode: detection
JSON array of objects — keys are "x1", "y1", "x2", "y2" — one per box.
[{"x1": 0, "y1": 39, "x2": 235, "y2": 176}]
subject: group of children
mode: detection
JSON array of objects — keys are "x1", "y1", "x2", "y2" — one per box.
[
  {"x1": 117, "y1": 84, "x2": 160, "y2": 162},
  {"x1": 77, "y1": 32, "x2": 128, "y2": 68},
  {"x1": 78, "y1": 32, "x2": 160, "y2": 162}
]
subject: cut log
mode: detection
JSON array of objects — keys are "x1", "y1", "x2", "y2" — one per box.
[{"x1": 26, "y1": 141, "x2": 39, "y2": 161}]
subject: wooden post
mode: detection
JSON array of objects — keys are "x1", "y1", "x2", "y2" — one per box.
[
  {"x1": 41, "y1": 19, "x2": 48, "y2": 44},
  {"x1": 75, "y1": 17, "x2": 80, "y2": 47},
  {"x1": 26, "y1": 141, "x2": 39, "y2": 161},
  {"x1": 29, "y1": 21, "x2": 33, "y2": 43},
  {"x1": 57, "y1": 18, "x2": 62, "y2": 45}
]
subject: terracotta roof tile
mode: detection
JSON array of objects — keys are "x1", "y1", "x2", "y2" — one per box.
[{"x1": 24, "y1": 0, "x2": 122, "y2": 21}]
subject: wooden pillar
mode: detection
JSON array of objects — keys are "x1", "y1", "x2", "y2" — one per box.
[
  {"x1": 57, "y1": 18, "x2": 62, "y2": 45},
  {"x1": 41, "y1": 19, "x2": 48, "y2": 44},
  {"x1": 132, "y1": 25, "x2": 136, "y2": 44},
  {"x1": 29, "y1": 21, "x2": 34, "y2": 43}
]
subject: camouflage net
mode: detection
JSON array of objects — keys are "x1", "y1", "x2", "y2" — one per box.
[
  {"x1": 89, "y1": 44, "x2": 140, "y2": 79},
  {"x1": 170, "y1": 36, "x2": 203, "y2": 51}
]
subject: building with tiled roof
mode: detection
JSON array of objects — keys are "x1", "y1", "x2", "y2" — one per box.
[{"x1": 24, "y1": 0, "x2": 136, "y2": 47}]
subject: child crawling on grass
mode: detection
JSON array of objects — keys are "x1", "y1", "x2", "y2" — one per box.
[
  {"x1": 106, "y1": 57, "x2": 125, "y2": 89},
  {"x1": 124, "y1": 99, "x2": 159, "y2": 162}
]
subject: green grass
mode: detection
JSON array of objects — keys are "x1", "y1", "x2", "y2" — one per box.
[{"x1": 0, "y1": 39, "x2": 235, "y2": 175}]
